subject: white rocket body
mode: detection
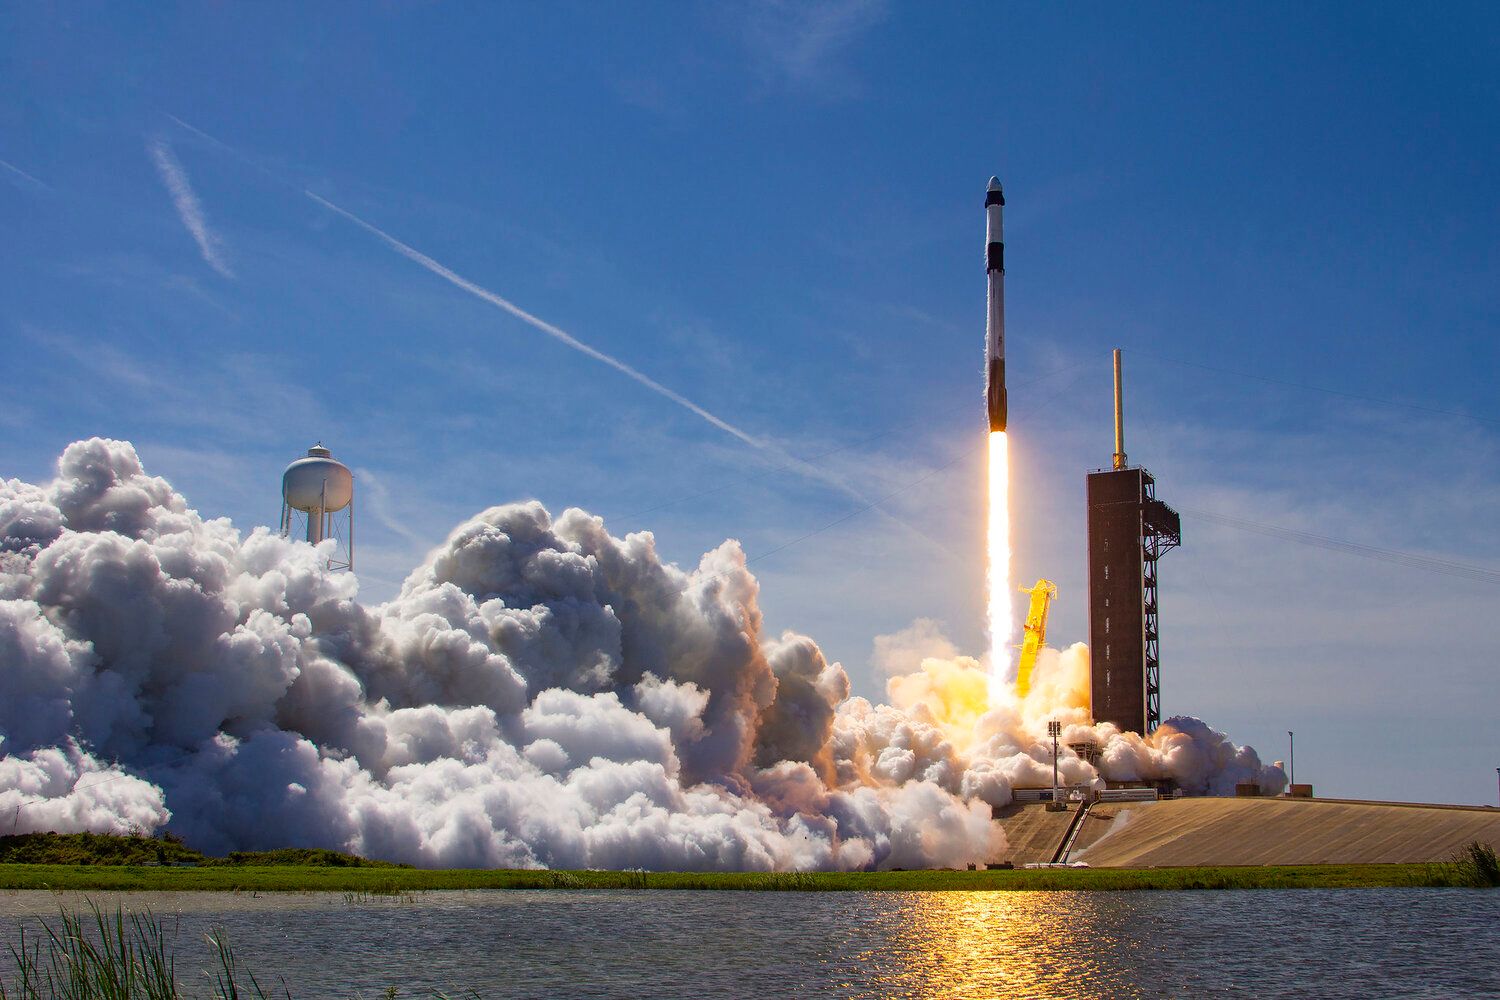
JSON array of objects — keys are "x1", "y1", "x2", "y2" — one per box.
[{"x1": 985, "y1": 177, "x2": 1007, "y2": 433}]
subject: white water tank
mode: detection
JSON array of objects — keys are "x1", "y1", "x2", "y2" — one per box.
[
  {"x1": 280, "y1": 444, "x2": 354, "y2": 562},
  {"x1": 283, "y1": 444, "x2": 353, "y2": 515}
]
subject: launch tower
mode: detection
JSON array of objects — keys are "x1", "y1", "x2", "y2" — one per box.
[{"x1": 1086, "y1": 351, "x2": 1180, "y2": 734}]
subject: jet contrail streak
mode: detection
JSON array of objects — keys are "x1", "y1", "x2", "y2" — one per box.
[
  {"x1": 162, "y1": 115, "x2": 970, "y2": 565},
  {"x1": 305, "y1": 190, "x2": 762, "y2": 449},
  {"x1": 148, "y1": 139, "x2": 234, "y2": 278},
  {"x1": 0, "y1": 158, "x2": 48, "y2": 190}
]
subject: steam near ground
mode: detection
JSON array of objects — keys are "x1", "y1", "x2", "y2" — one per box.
[{"x1": 0, "y1": 440, "x2": 1284, "y2": 869}]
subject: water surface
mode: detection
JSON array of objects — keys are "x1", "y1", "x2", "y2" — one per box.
[{"x1": 2, "y1": 888, "x2": 1495, "y2": 998}]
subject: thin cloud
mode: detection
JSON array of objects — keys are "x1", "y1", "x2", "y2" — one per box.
[
  {"x1": 0, "y1": 158, "x2": 49, "y2": 192},
  {"x1": 739, "y1": 0, "x2": 887, "y2": 96},
  {"x1": 160, "y1": 114, "x2": 968, "y2": 572},
  {"x1": 305, "y1": 189, "x2": 763, "y2": 450},
  {"x1": 166, "y1": 116, "x2": 933, "y2": 547},
  {"x1": 164, "y1": 114, "x2": 235, "y2": 154},
  {"x1": 353, "y1": 465, "x2": 431, "y2": 551},
  {"x1": 147, "y1": 138, "x2": 234, "y2": 278}
]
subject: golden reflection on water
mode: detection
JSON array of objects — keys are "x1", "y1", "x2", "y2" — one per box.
[{"x1": 849, "y1": 891, "x2": 1144, "y2": 1000}]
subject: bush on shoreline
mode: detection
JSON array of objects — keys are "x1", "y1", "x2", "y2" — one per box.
[
  {"x1": 0, "y1": 832, "x2": 206, "y2": 868},
  {"x1": 0, "y1": 833, "x2": 404, "y2": 869}
]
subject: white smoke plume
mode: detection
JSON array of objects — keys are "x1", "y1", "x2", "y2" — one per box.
[{"x1": 0, "y1": 440, "x2": 1282, "y2": 867}]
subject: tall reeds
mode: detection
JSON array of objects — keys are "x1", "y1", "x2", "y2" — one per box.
[
  {"x1": 0, "y1": 903, "x2": 273, "y2": 1000},
  {"x1": 1454, "y1": 841, "x2": 1500, "y2": 887}
]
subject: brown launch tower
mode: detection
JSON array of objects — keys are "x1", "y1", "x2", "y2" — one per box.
[{"x1": 1087, "y1": 351, "x2": 1180, "y2": 735}]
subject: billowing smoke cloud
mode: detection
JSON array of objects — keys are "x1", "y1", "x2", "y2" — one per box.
[{"x1": 0, "y1": 440, "x2": 1281, "y2": 868}]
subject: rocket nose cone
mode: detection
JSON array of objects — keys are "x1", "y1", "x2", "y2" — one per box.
[{"x1": 985, "y1": 176, "x2": 1005, "y2": 207}]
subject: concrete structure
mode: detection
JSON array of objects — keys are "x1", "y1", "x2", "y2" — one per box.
[
  {"x1": 992, "y1": 803, "x2": 1083, "y2": 866},
  {"x1": 1073, "y1": 797, "x2": 1500, "y2": 867},
  {"x1": 1086, "y1": 351, "x2": 1180, "y2": 734}
]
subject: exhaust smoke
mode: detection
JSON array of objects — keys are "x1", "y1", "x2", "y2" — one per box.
[{"x1": 0, "y1": 440, "x2": 1283, "y2": 869}]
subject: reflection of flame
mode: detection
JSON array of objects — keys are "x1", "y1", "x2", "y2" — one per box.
[
  {"x1": 882, "y1": 891, "x2": 1128, "y2": 996},
  {"x1": 987, "y1": 431, "x2": 1012, "y2": 705}
]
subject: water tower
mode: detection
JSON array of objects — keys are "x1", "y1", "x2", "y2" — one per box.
[{"x1": 280, "y1": 443, "x2": 354, "y2": 571}]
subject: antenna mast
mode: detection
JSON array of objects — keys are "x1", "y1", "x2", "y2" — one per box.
[{"x1": 1112, "y1": 348, "x2": 1127, "y2": 471}]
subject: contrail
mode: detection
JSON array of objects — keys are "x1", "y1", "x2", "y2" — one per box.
[
  {"x1": 0, "y1": 158, "x2": 48, "y2": 190},
  {"x1": 165, "y1": 114, "x2": 948, "y2": 551},
  {"x1": 305, "y1": 189, "x2": 972, "y2": 562},
  {"x1": 148, "y1": 138, "x2": 234, "y2": 278},
  {"x1": 305, "y1": 190, "x2": 762, "y2": 449},
  {"x1": 164, "y1": 114, "x2": 237, "y2": 155},
  {"x1": 353, "y1": 466, "x2": 430, "y2": 550},
  {"x1": 160, "y1": 114, "x2": 964, "y2": 567}
]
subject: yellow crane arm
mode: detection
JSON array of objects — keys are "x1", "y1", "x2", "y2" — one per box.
[{"x1": 1015, "y1": 579, "x2": 1058, "y2": 698}]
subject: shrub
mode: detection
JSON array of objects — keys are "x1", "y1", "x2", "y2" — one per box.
[{"x1": 1454, "y1": 841, "x2": 1500, "y2": 887}]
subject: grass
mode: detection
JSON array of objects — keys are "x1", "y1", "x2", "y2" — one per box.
[
  {"x1": 0, "y1": 902, "x2": 275, "y2": 1000},
  {"x1": 1453, "y1": 840, "x2": 1500, "y2": 887},
  {"x1": 3, "y1": 832, "x2": 1493, "y2": 893},
  {"x1": 0, "y1": 861, "x2": 1486, "y2": 893},
  {"x1": 0, "y1": 903, "x2": 474, "y2": 999}
]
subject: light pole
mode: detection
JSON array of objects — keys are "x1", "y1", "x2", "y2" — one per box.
[
  {"x1": 1495, "y1": 767, "x2": 1498, "y2": 808},
  {"x1": 1048, "y1": 721, "x2": 1062, "y2": 811},
  {"x1": 1288, "y1": 730, "x2": 1295, "y2": 791}
]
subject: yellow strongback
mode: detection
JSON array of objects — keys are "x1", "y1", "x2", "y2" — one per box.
[{"x1": 1015, "y1": 579, "x2": 1058, "y2": 698}]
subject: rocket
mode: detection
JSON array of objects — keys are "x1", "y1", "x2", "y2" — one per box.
[{"x1": 985, "y1": 176, "x2": 1007, "y2": 433}]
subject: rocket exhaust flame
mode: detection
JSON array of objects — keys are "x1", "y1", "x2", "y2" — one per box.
[
  {"x1": 984, "y1": 178, "x2": 1012, "y2": 705},
  {"x1": 987, "y1": 430, "x2": 1012, "y2": 704}
]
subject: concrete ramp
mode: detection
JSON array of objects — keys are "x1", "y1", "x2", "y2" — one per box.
[
  {"x1": 993, "y1": 803, "x2": 1078, "y2": 865},
  {"x1": 1074, "y1": 797, "x2": 1500, "y2": 868},
  {"x1": 1068, "y1": 802, "x2": 1126, "y2": 858}
]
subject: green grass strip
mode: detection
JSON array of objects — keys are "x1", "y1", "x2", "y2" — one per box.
[{"x1": 0, "y1": 862, "x2": 1474, "y2": 893}]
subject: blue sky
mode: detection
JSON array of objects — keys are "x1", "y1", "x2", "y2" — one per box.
[{"x1": 3, "y1": 1, "x2": 1497, "y2": 803}]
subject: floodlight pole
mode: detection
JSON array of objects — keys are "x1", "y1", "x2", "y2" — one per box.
[
  {"x1": 1049, "y1": 720, "x2": 1062, "y2": 809},
  {"x1": 1288, "y1": 730, "x2": 1295, "y2": 790}
]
